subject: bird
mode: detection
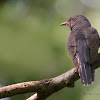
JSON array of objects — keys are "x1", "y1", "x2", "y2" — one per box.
[{"x1": 60, "y1": 15, "x2": 100, "y2": 86}]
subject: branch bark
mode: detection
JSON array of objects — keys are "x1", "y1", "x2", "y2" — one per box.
[{"x1": 0, "y1": 54, "x2": 100, "y2": 100}]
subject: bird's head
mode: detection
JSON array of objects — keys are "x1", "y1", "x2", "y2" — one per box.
[{"x1": 60, "y1": 15, "x2": 91, "y2": 31}]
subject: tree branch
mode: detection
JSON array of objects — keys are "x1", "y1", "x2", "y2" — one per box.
[{"x1": 0, "y1": 53, "x2": 100, "y2": 100}]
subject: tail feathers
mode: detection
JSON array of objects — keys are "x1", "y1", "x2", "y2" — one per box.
[
  {"x1": 79, "y1": 63, "x2": 94, "y2": 86},
  {"x1": 75, "y1": 34, "x2": 94, "y2": 86}
]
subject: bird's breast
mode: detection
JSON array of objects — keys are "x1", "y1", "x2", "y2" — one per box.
[{"x1": 67, "y1": 32, "x2": 76, "y2": 58}]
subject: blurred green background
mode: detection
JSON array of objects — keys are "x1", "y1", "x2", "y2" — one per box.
[{"x1": 0, "y1": 0, "x2": 100, "y2": 100}]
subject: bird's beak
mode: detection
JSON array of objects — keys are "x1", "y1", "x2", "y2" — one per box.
[{"x1": 60, "y1": 21, "x2": 69, "y2": 26}]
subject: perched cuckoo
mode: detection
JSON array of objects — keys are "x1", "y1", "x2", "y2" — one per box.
[{"x1": 60, "y1": 15, "x2": 99, "y2": 86}]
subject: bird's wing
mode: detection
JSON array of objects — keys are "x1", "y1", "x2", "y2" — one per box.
[
  {"x1": 75, "y1": 33, "x2": 94, "y2": 86},
  {"x1": 85, "y1": 27, "x2": 99, "y2": 63}
]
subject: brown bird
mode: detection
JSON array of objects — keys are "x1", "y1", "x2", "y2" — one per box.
[{"x1": 60, "y1": 15, "x2": 99, "y2": 86}]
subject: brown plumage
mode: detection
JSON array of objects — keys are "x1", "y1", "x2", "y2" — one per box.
[{"x1": 60, "y1": 15, "x2": 99, "y2": 86}]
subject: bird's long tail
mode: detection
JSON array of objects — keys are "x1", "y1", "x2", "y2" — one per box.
[
  {"x1": 76, "y1": 34, "x2": 94, "y2": 86},
  {"x1": 78, "y1": 59, "x2": 94, "y2": 86}
]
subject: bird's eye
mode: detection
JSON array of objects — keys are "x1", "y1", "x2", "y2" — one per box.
[{"x1": 71, "y1": 17, "x2": 76, "y2": 21}]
